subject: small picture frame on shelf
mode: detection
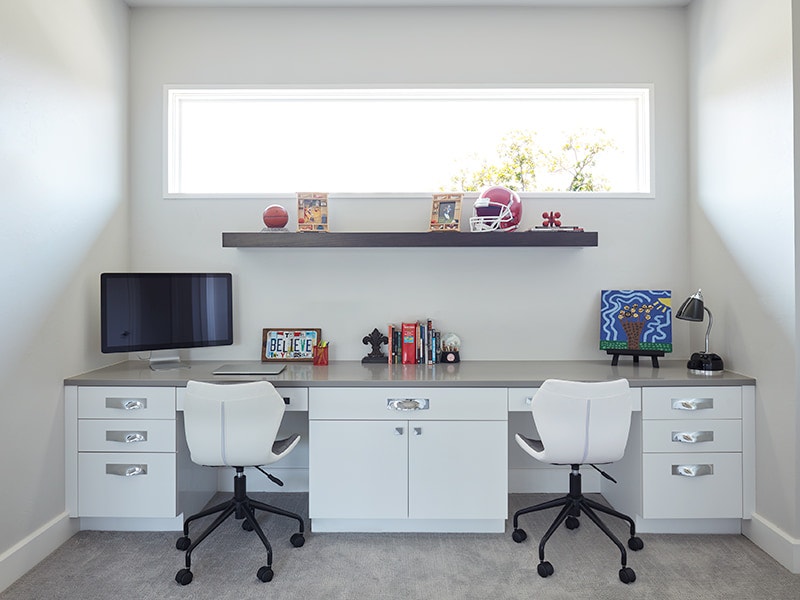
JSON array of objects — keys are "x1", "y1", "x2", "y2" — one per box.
[
  {"x1": 262, "y1": 328, "x2": 322, "y2": 362},
  {"x1": 429, "y1": 193, "x2": 462, "y2": 231},
  {"x1": 297, "y1": 192, "x2": 329, "y2": 232}
]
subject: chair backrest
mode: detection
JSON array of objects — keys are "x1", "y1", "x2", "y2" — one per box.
[
  {"x1": 531, "y1": 379, "x2": 632, "y2": 465},
  {"x1": 183, "y1": 380, "x2": 286, "y2": 467}
]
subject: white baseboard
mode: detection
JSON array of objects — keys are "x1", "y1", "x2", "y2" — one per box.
[
  {"x1": 743, "y1": 512, "x2": 800, "y2": 574},
  {"x1": 0, "y1": 512, "x2": 78, "y2": 594}
]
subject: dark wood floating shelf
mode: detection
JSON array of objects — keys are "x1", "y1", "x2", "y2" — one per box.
[{"x1": 222, "y1": 230, "x2": 598, "y2": 248}]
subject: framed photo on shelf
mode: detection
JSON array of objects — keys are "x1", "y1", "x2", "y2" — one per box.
[
  {"x1": 297, "y1": 192, "x2": 329, "y2": 232},
  {"x1": 429, "y1": 193, "x2": 462, "y2": 231},
  {"x1": 262, "y1": 328, "x2": 322, "y2": 362}
]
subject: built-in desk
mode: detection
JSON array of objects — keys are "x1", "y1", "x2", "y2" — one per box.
[{"x1": 64, "y1": 360, "x2": 754, "y2": 534}]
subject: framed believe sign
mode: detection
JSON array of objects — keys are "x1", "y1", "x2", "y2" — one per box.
[{"x1": 262, "y1": 328, "x2": 321, "y2": 362}]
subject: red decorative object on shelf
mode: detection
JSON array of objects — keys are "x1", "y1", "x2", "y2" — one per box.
[{"x1": 542, "y1": 211, "x2": 562, "y2": 228}]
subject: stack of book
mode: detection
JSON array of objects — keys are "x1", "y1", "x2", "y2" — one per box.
[{"x1": 387, "y1": 319, "x2": 442, "y2": 365}]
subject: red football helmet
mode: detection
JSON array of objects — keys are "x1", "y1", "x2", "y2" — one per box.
[{"x1": 469, "y1": 186, "x2": 523, "y2": 232}]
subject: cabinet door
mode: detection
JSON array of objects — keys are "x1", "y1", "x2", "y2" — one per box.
[
  {"x1": 408, "y1": 420, "x2": 507, "y2": 520},
  {"x1": 309, "y1": 420, "x2": 408, "y2": 519}
]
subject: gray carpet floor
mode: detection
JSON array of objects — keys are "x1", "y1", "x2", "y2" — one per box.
[{"x1": 2, "y1": 493, "x2": 799, "y2": 600}]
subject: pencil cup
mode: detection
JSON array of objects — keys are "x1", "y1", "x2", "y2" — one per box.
[{"x1": 313, "y1": 344, "x2": 329, "y2": 366}]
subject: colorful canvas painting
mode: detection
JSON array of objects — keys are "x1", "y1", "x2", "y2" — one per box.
[{"x1": 600, "y1": 290, "x2": 672, "y2": 353}]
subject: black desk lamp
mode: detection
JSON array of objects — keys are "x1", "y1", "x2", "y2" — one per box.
[{"x1": 675, "y1": 289, "x2": 724, "y2": 374}]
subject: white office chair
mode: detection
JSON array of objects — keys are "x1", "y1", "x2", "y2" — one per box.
[
  {"x1": 511, "y1": 378, "x2": 643, "y2": 584},
  {"x1": 175, "y1": 381, "x2": 305, "y2": 586}
]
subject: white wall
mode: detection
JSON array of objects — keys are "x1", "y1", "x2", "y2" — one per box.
[
  {"x1": 689, "y1": 0, "x2": 798, "y2": 570},
  {"x1": 129, "y1": 6, "x2": 691, "y2": 362},
  {"x1": 0, "y1": 0, "x2": 129, "y2": 591}
]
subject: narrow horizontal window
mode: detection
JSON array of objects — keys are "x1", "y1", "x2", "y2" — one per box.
[{"x1": 165, "y1": 86, "x2": 652, "y2": 197}]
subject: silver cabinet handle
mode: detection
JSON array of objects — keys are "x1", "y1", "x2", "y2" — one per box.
[
  {"x1": 394, "y1": 427, "x2": 404, "y2": 435},
  {"x1": 106, "y1": 464, "x2": 148, "y2": 477},
  {"x1": 413, "y1": 427, "x2": 422, "y2": 436},
  {"x1": 524, "y1": 396, "x2": 533, "y2": 406},
  {"x1": 671, "y1": 431, "x2": 714, "y2": 444},
  {"x1": 671, "y1": 464, "x2": 714, "y2": 477},
  {"x1": 671, "y1": 397, "x2": 713, "y2": 411},
  {"x1": 387, "y1": 398, "x2": 430, "y2": 411},
  {"x1": 106, "y1": 431, "x2": 148, "y2": 444},
  {"x1": 105, "y1": 397, "x2": 147, "y2": 411}
]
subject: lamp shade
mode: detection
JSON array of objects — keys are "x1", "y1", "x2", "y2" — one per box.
[
  {"x1": 675, "y1": 291, "x2": 705, "y2": 322},
  {"x1": 675, "y1": 289, "x2": 723, "y2": 374}
]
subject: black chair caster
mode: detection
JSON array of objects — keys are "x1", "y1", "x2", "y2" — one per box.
[
  {"x1": 175, "y1": 537, "x2": 191, "y2": 551},
  {"x1": 511, "y1": 528, "x2": 527, "y2": 543},
  {"x1": 619, "y1": 566, "x2": 636, "y2": 584},
  {"x1": 628, "y1": 536, "x2": 644, "y2": 551},
  {"x1": 175, "y1": 568, "x2": 193, "y2": 585},
  {"x1": 257, "y1": 566, "x2": 274, "y2": 582},
  {"x1": 537, "y1": 561, "x2": 554, "y2": 578}
]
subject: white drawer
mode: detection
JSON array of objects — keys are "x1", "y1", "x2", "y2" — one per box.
[
  {"x1": 175, "y1": 386, "x2": 308, "y2": 411},
  {"x1": 279, "y1": 387, "x2": 308, "y2": 411},
  {"x1": 642, "y1": 387, "x2": 741, "y2": 420},
  {"x1": 508, "y1": 387, "x2": 641, "y2": 412},
  {"x1": 78, "y1": 387, "x2": 175, "y2": 419},
  {"x1": 508, "y1": 388, "x2": 538, "y2": 412},
  {"x1": 309, "y1": 388, "x2": 507, "y2": 420},
  {"x1": 78, "y1": 452, "x2": 176, "y2": 518},
  {"x1": 642, "y1": 452, "x2": 742, "y2": 519},
  {"x1": 78, "y1": 419, "x2": 176, "y2": 452},
  {"x1": 642, "y1": 419, "x2": 741, "y2": 453}
]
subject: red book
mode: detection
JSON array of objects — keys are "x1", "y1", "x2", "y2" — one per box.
[{"x1": 401, "y1": 322, "x2": 417, "y2": 364}]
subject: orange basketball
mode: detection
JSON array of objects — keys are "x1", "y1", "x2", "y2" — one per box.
[{"x1": 262, "y1": 204, "x2": 289, "y2": 229}]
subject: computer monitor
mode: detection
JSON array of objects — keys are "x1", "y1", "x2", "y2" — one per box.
[{"x1": 100, "y1": 272, "x2": 233, "y2": 370}]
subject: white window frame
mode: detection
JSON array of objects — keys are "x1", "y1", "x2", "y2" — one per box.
[{"x1": 164, "y1": 85, "x2": 654, "y2": 200}]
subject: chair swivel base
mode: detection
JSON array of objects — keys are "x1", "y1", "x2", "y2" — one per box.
[
  {"x1": 175, "y1": 468, "x2": 305, "y2": 585},
  {"x1": 511, "y1": 466, "x2": 644, "y2": 584}
]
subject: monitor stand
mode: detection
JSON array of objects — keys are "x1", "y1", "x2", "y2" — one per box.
[{"x1": 149, "y1": 349, "x2": 190, "y2": 371}]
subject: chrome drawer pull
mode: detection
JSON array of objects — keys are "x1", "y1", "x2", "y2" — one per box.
[
  {"x1": 671, "y1": 397, "x2": 713, "y2": 411},
  {"x1": 106, "y1": 431, "x2": 148, "y2": 444},
  {"x1": 524, "y1": 396, "x2": 533, "y2": 406},
  {"x1": 671, "y1": 431, "x2": 714, "y2": 444},
  {"x1": 106, "y1": 464, "x2": 148, "y2": 477},
  {"x1": 394, "y1": 427, "x2": 404, "y2": 435},
  {"x1": 387, "y1": 398, "x2": 430, "y2": 411},
  {"x1": 105, "y1": 397, "x2": 147, "y2": 411},
  {"x1": 413, "y1": 427, "x2": 422, "y2": 436},
  {"x1": 671, "y1": 464, "x2": 714, "y2": 477}
]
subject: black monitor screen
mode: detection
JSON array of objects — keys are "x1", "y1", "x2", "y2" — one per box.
[{"x1": 101, "y1": 273, "x2": 233, "y2": 354}]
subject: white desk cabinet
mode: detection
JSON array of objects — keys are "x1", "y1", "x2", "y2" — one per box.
[
  {"x1": 64, "y1": 360, "x2": 754, "y2": 534},
  {"x1": 308, "y1": 387, "x2": 508, "y2": 532},
  {"x1": 68, "y1": 386, "x2": 179, "y2": 520},
  {"x1": 640, "y1": 386, "x2": 745, "y2": 521}
]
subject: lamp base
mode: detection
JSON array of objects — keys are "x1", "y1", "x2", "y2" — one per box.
[{"x1": 687, "y1": 352, "x2": 724, "y2": 375}]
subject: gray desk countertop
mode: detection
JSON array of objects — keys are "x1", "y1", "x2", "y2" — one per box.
[{"x1": 64, "y1": 359, "x2": 755, "y2": 388}]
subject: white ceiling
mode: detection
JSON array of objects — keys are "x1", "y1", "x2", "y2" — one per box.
[{"x1": 124, "y1": 1, "x2": 690, "y2": 8}]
